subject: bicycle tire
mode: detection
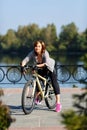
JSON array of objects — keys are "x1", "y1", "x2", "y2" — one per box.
[
  {"x1": 45, "y1": 80, "x2": 56, "y2": 109},
  {"x1": 21, "y1": 80, "x2": 36, "y2": 114}
]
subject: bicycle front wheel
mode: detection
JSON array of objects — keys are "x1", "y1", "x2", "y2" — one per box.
[
  {"x1": 45, "y1": 80, "x2": 56, "y2": 109},
  {"x1": 21, "y1": 80, "x2": 36, "y2": 114}
]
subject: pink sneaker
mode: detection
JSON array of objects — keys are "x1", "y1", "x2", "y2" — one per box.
[
  {"x1": 55, "y1": 103, "x2": 62, "y2": 112},
  {"x1": 35, "y1": 99, "x2": 41, "y2": 105}
]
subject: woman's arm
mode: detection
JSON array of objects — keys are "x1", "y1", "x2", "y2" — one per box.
[
  {"x1": 21, "y1": 51, "x2": 34, "y2": 66},
  {"x1": 43, "y1": 50, "x2": 55, "y2": 72},
  {"x1": 36, "y1": 63, "x2": 46, "y2": 68}
]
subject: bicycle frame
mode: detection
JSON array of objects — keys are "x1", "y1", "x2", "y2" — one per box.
[
  {"x1": 22, "y1": 66, "x2": 56, "y2": 114},
  {"x1": 32, "y1": 71, "x2": 47, "y2": 99}
]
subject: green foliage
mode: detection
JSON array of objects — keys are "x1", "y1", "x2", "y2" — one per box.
[
  {"x1": 0, "y1": 22, "x2": 87, "y2": 54},
  {"x1": 59, "y1": 22, "x2": 78, "y2": 41},
  {"x1": 0, "y1": 89, "x2": 15, "y2": 130},
  {"x1": 46, "y1": 44, "x2": 57, "y2": 52},
  {"x1": 58, "y1": 42, "x2": 67, "y2": 50},
  {"x1": 61, "y1": 110, "x2": 87, "y2": 130},
  {"x1": 59, "y1": 22, "x2": 78, "y2": 51},
  {"x1": 61, "y1": 53, "x2": 87, "y2": 130},
  {"x1": 81, "y1": 53, "x2": 87, "y2": 67},
  {"x1": 76, "y1": 33, "x2": 87, "y2": 50},
  {"x1": 61, "y1": 87, "x2": 87, "y2": 130},
  {"x1": 61, "y1": 83, "x2": 87, "y2": 130}
]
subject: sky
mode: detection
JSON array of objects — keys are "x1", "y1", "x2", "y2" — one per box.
[{"x1": 0, "y1": 0, "x2": 87, "y2": 35}]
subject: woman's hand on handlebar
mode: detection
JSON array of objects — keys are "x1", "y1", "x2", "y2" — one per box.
[{"x1": 20, "y1": 62, "x2": 27, "y2": 74}]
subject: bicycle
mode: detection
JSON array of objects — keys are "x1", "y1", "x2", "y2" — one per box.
[{"x1": 21, "y1": 65, "x2": 56, "y2": 114}]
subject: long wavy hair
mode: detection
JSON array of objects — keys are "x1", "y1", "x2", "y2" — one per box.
[{"x1": 34, "y1": 40, "x2": 46, "y2": 55}]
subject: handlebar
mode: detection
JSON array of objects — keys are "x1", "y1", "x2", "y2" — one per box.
[{"x1": 20, "y1": 65, "x2": 38, "y2": 73}]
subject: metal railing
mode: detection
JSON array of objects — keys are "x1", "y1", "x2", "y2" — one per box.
[{"x1": 0, "y1": 64, "x2": 87, "y2": 84}]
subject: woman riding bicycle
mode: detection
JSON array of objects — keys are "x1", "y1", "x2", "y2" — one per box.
[{"x1": 21, "y1": 40, "x2": 62, "y2": 112}]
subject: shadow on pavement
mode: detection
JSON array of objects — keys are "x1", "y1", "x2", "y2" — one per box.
[{"x1": 8, "y1": 104, "x2": 55, "y2": 115}]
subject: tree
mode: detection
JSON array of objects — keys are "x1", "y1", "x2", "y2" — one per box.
[
  {"x1": 17, "y1": 24, "x2": 41, "y2": 50},
  {"x1": 76, "y1": 33, "x2": 87, "y2": 51},
  {"x1": 59, "y1": 22, "x2": 78, "y2": 51},
  {"x1": 40, "y1": 24, "x2": 58, "y2": 52},
  {"x1": 0, "y1": 22, "x2": 87, "y2": 53},
  {"x1": 1, "y1": 29, "x2": 20, "y2": 51}
]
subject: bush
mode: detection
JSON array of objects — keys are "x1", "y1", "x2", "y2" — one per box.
[
  {"x1": 0, "y1": 88, "x2": 15, "y2": 130},
  {"x1": 61, "y1": 109, "x2": 87, "y2": 130}
]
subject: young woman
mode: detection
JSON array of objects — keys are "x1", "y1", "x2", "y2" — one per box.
[{"x1": 21, "y1": 40, "x2": 62, "y2": 112}]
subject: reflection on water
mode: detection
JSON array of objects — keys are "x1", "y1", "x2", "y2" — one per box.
[
  {"x1": 0, "y1": 54, "x2": 21, "y2": 65},
  {"x1": 0, "y1": 52, "x2": 85, "y2": 65}
]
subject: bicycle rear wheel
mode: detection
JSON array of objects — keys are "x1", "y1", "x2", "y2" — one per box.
[
  {"x1": 45, "y1": 80, "x2": 56, "y2": 109},
  {"x1": 21, "y1": 80, "x2": 36, "y2": 114}
]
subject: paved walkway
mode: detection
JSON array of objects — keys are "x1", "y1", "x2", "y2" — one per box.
[{"x1": 1, "y1": 87, "x2": 83, "y2": 130}]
